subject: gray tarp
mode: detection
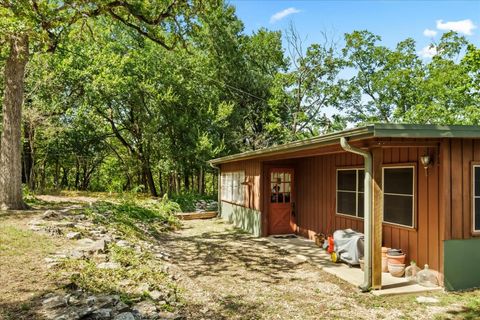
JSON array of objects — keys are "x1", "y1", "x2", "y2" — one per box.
[{"x1": 333, "y1": 228, "x2": 364, "y2": 265}]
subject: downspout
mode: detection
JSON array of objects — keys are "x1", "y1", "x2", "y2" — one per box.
[
  {"x1": 209, "y1": 162, "x2": 221, "y2": 217},
  {"x1": 340, "y1": 137, "x2": 372, "y2": 292}
]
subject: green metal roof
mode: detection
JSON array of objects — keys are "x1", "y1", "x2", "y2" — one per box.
[{"x1": 209, "y1": 123, "x2": 480, "y2": 165}]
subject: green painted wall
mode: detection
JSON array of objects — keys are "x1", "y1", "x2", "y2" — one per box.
[
  {"x1": 220, "y1": 201, "x2": 262, "y2": 237},
  {"x1": 444, "y1": 238, "x2": 480, "y2": 291}
]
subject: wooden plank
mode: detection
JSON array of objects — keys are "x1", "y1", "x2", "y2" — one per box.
[
  {"x1": 428, "y1": 160, "x2": 440, "y2": 271},
  {"x1": 177, "y1": 211, "x2": 218, "y2": 220},
  {"x1": 417, "y1": 147, "x2": 428, "y2": 267},
  {"x1": 439, "y1": 139, "x2": 452, "y2": 242},
  {"x1": 371, "y1": 147, "x2": 383, "y2": 289},
  {"x1": 462, "y1": 139, "x2": 473, "y2": 239},
  {"x1": 451, "y1": 139, "x2": 463, "y2": 239},
  {"x1": 474, "y1": 140, "x2": 480, "y2": 161}
]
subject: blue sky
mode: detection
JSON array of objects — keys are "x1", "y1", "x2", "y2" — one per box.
[{"x1": 228, "y1": 1, "x2": 480, "y2": 58}]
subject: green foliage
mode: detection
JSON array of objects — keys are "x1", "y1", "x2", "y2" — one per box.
[
  {"x1": 86, "y1": 198, "x2": 180, "y2": 240},
  {"x1": 169, "y1": 192, "x2": 216, "y2": 212},
  {"x1": 61, "y1": 244, "x2": 178, "y2": 306}
]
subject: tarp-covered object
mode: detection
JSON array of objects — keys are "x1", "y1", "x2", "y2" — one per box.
[{"x1": 333, "y1": 229, "x2": 364, "y2": 265}]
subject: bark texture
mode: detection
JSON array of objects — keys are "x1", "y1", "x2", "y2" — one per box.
[{"x1": 0, "y1": 34, "x2": 29, "y2": 210}]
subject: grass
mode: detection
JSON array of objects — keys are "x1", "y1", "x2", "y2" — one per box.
[
  {"x1": 169, "y1": 192, "x2": 216, "y2": 212},
  {"x1": 0, "y1": 219, "x2": 67, "y2": 320},
  {"x1": 85, "y1": 197, "x2": 181, "y2": 241},
  {"x1": 60, "y1": 244, "x2": 179, "y2": 308}
]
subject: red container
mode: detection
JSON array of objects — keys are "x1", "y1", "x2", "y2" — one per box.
[{"x1": 327, "y1": 236, "x2": 334, "y2": 253}]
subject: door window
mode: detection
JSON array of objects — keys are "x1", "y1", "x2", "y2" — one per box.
[{"x1": 271, "y1": 171, "x2": 291, "y2": 203}]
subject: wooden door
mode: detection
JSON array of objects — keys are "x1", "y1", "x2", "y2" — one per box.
[{"x1": 269, "y1": 168, "x2": 295, "y2": 235}]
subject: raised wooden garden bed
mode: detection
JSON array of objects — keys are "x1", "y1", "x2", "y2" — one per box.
[{"x1": 176, "y1": 211, "x2": 218, "y2": 220}]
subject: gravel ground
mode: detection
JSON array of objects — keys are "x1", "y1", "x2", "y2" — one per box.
[{"x1": 159, "y1": 218, "x2": 464, "y2": 320}]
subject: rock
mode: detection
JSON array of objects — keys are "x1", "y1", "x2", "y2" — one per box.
[
  {"x1": 132, "y1": 301, "x2": 157, "y2": 318},
  {"x1": 75, "y1": 238, "x2": 105, "y2": 253},
  {"x1": 97, "y1": 262, "x2": 121, "y2": 269},
  {"x1": 93, "y1": 308, "x2": 112, "y2": 319},
  {"x1": 45, "y1": 226, "x2": 63, "y2": 236},
  {"x1": 43, "y1": 210, "x2": 62, "y2": 220},
  {"x1": 148, "y1": 290, "x2": 164, "y2": 301},
  {"x1": 52, "y1": 221, "x2": 76, "y2": 228},
  {"x1": 114, "y1": 301, "x2": 130, "y2": 313},
  {"x1": 76, "y1": 306, "x2": 96, "y2": 318},
  {"x1": 68, "y1": 250, "x2": 85, "y2": 260},
  {"x1": 66, "y1": 232, "x2": 82, "y2": 240},
  {"x1": 114, "y1": 312, "x2": 136, "y2": 320},
  {"x1": 416, "y1": 296, "x2": 439, "y2": 304},
  {"x1": 42, "y1": 295, "x2": 67, "y2": 309},
  {"x1": 134, "y1": 283, "x2": 150, "y2": 295},
  {"x1": 116, "y1": 240, "x2": 131, "y2": 248},
  {"x1": 96, "y1": 295, "x2": 120, "y2": 308},
  {"x1": 157, "y1": 311, "x2": 185, "y2": 320},
  {"x1": 285, "y1": 254, "x2": 308, "y2": 265}
]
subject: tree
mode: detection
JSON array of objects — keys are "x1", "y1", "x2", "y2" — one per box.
[
  {"x1": 270, "y1": 25, "x2": 345, "y2": 140},
  {"x1": 0, "y1": 0, "x2": 197, "y2": 209}
]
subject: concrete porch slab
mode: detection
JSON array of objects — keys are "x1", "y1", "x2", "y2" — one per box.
[{"x1": 264, "y1": 235, "x2": 443, "y2": 296}]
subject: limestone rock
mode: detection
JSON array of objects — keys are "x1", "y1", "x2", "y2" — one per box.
[
  {"x1": 66, "y1": 232, "x2": 82, "y2": 240},
  {"x1": 93, "y1": 308, "x2": 112, "y2": 319},
  {"x1": 42, "y1": 295, "x2": 67, "y2": 309},
  {"x1": 43, "y1": 210, "x2": 62, "y2": 220},
  {"x1": 416, "y1": 296, "x2": 439, "y2": 304},
  {"x1": 132, "y1": 301, "x2": 157, "y2": 318},
  {"x1": 148, "y1": 290, "x2": 164, "y2": 301},
  {"x1": 75, "y1": 238, "x2": 105, "y2": 253},
  {"x1": 97, "y1": 262, "x2": 121, "y2": 270},
  {"x1": 114, "y1": 312, "x2": 136, "y2": 320}
]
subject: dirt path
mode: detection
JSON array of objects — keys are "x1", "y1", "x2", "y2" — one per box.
[{"x1": 159, "y1": 219, "x2": 421, "y2": 320}]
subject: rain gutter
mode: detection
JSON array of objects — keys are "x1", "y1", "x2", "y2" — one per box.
[{"x1": 340, "y1": 137, "x2": 372, "y2": 292}]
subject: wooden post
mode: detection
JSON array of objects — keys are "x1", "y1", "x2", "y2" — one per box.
[{"x1": 371, "y1": 147, "x2": 383, "y2": 289}]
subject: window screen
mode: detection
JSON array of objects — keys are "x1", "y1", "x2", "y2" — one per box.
[
  {"x1": 221, "y1": 171, "x2": 245, "y2": 204},
  {"x1": 474, "y1": 166, "x2": 480, "y2": 231},
  {"x1": 337, "y1": 169, "x2": 364, "y2": 217},
  {"x1": 383, "y1": 167, "x2": 414, "y2": 227}
]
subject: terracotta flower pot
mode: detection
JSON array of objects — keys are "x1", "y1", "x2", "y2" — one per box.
[
  {"x1": 381, "y1": 247, "x2": 390, "y2": 257},
  {"x1": 388, "y1": 262, "x2": 406, "y2": 277},
  {"x1": 382, "y1": 257, "x2": 389, "y2": 272},
  {"x1": 386, "y1": 253, "x2": 406, "y2": 265}
]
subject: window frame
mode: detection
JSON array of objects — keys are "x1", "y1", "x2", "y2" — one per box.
[
  {"x1": 335, "y1": 167, "x2": 365, "y2": 219},
  {"x1": 382, "y1": 165, "x2": 416, "y2": 229},
  {"x1": 472, "y1": 163, "x2": 480, "y2": 234},
  {"x1": 220, "y1": 171, "x2": 245, "y2": 205}
]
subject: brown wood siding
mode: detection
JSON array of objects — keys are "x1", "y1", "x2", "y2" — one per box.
[
  {"x1": 441, "y1": 138, "x2": 480, "y2": 240},
  {"x1": 220, "y1": 160, "x2": 262, "y2": 211},
  {"x1": 294, "y1": 144, "x2": 443, "y2": 272}
]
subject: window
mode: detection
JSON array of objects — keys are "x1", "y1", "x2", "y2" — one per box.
[
  {"x1": 270, "y1": 171, "x2": 292, "y2": 203},
  {"x1": 474, "y1": 165, "x2": 480, "y2": 232},
  {"x1": 336, "y1": 169, "x2": 364, "y2": 217},
  {"x1": 221, "y1": 171, "x2": 245, "y2": 204},
  {"x1": 383, "y1": 167, "x2": 415, "y2": 228}
]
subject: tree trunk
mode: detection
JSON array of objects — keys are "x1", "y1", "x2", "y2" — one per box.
[
  {"x1": 142, "y1": 157, "x2": 158, "y2": 197},
  {"x1": 0, "y1": 34, "x2": 29, "y2": 210},
  {"x1": 198, "y1": 166, "x2": 204, "y2": 195}
]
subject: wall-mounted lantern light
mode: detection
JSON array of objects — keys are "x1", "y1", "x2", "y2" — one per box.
[{"x1": 420, "y1": 154, "x2": 433, "y2": 176}]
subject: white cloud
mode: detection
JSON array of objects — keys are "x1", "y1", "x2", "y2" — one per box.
[
  {"x1": 436, "y1": 19, "x2": 477, "y2": 35},
  {"x1": 419, "y1": 45, "x2": 438, "y2": 58},
  {"x1": 270, "y1": 7, "x2": 301, "y2": 24},
  {"x1": 423, "y1": 28, "x2": 437, "y2": 37}
]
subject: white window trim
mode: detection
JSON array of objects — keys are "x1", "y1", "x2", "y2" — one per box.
[
  {"x1": 382, "y1": 166, "x2": 415, "y2": 229},
  {"x1": 336, "y1": 168, "x2": 365, "y2": 218},
  {"x1": 473, "y1": 165, "x2": 480, "y2": 233},
  {"x1": 221, "y1": 171, "x2": 245, "y2": 205}
]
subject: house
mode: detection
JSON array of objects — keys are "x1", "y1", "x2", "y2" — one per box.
[{"x1": 209, "y1": 124, "x2": 480, "y2": 291}]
